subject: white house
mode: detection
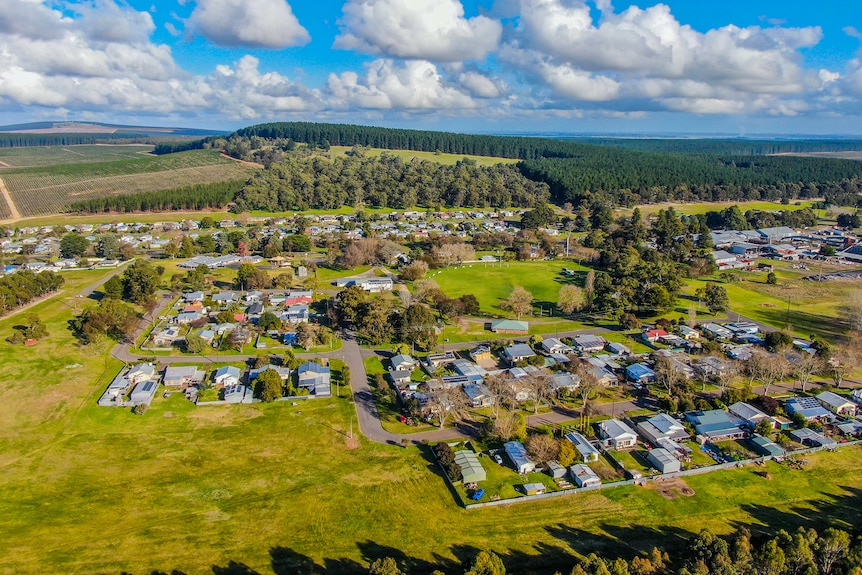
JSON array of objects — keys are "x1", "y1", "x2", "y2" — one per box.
[{"x1": 597, "y1": 419, "x2": 638, "y2": 450}]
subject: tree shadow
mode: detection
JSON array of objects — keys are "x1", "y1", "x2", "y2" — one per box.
[
  {"x1": 270, "y1": 546, "x2": 323, "y2": 575},
  {"x1": 211, "y1": 561, "x2": 261, "y2": 575},
  {"x1": 357, "y1": 540, "x2": 440, "y2": 575}
]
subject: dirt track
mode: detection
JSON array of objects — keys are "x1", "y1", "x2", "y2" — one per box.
[{"x1": 0, "y1": 176, "x2": 21, "y2": 222}]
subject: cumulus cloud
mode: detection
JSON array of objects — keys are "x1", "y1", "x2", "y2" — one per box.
[
  {"x1": 188, "y1": 0, "x2": 310, "y2": 49},
  {"x1": 327, "y1": 60, "x2": 478, "y2": 110},
  {"x1": 458, "y1": 71, "x2": 505, "y2": 99},
  {"x1": 334, "y1": 0, "x2": 501, "y2": 61},
  {"x1": 499, "y1": 0, "x2": 832, "y2": 115}
]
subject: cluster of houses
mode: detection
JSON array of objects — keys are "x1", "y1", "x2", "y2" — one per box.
[
  {"x1": 148, "y1": 289, "x2": 317, "y2": 350},
  {"x1": 709, "y1": 226, "x2": 862, "y2": 270},
  {"x1": 99, "y1": 359, "x2": 332, "y2": 408},
  {"x1": 455, "y1": 387, "x2": 862, "y2": 496}
]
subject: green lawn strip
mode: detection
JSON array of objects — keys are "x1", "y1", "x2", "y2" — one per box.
[
  {"x1": 617, "y1": 200, "x2": 814, "y2": 218},
  {"x1": 329, "y1": 146, "x2": 519, "y2": 167}
]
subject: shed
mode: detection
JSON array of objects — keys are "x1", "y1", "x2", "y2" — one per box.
[
  {"x1": 504, "y1": 441, "x2": 536, "y2": 474},
  {"x1": 569, "y1": 464, "x2": 601, "y2": 488},
  {"x1": 749, "y1": 435, "x2": 785, "y2": 457},
  {"x1": 546, "y1": 461, "x2": 567, "y2": 478},
  {"x1": 521, "y1": 483, "x2": 546, "y2": 496},
  {"x1": 454, "y1": 450, "x2": 486, "y2": 484},
  {"x1": 647, "y1": 448, "x2": 681, "y2": 474},
  {"x1": 789, "y1": 428, "x2": 837, "y2": 448},
  {"x1": 564, "y1": 432, "x2": 600, "y2": 463}
]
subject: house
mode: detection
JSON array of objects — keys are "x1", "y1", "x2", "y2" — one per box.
[
  {"x1": 564, "y1": 432, "x2": 600, "y2": 463},
  {"x1": 816, "y1": 391, "x2": 857, "y2": 416},
  {"x1": 451, "y1": 359, "x2": 487, "y2": 380},
  {"x1": 549, "y1": 372, "x2": 580, "y2": 394},
  {"x1": 605, "y1": 341, "x2": 631, "y2": 355},
  {"x1": 569, "y1": 464, "x2": 601, "y2": 488},
  {"x1": 213, "y1": 366, "x2": 242, "y2": 388},
  {"x1": 785, "y1": 397, "x2": 832, "y2": 421},
  {"x1": 249, "y1": 365, "x2": 291, "y2": 381},
  {"x1": 389, "y1": 369, "x2": 413, "y2": 388},
  {"x1": 572, "y1": 334, "x2": 607, "y2": 353},
  {"x1": 541, "y1": 338, "x2": 573, "y2": 355},
  {"x1": 749, "y1": 435, "x2": 785, "y2": 458},
  {"x1": 789, "y1": 428, "x2": 837, "y2": 448},
  {"x1": 212, "y1": 292, "x2": 236, "y2": 305},
  {"x1": 163, "y1": 366, "x2": 205, "y2": 388},
  {"x1": 693, "y1": 356, "x2": 732, "y2": 379},
  {"x1": 504, "y1": 441, "x2": 536, "y2": 474},
  {"x1": 726, "y1": 345, "x2": 754, "y2": 361},
  {"x1": 657, "y1": 438, "x2": 693, "y2": 462},
  {"x1": 130, "y1": 380, "x2": 158, "y2": 406},
  {"x1": 729, "y1": 402, "x2": 773, "y2": 429},
  {"x1": 642, "y1": 329, "x2": 669, "y2": 343},
  {"x1": 647, "y1": 448, "x2": 681, "y2": 474},
  {"x1": 296, "y1": 362, "x2": 331, "y2": 397},
  {"x1": 463, "y1": 383, "x2": 495, "y2": 408},
  {"x1": 223, "y1": 384, "x2": 253, "y2": 404},
  {"x1": 127, "y1": 363, "x2": 157, "y2": 385},
  {"x1": 469, "y1": 345, "x2": 492, "y2": 363},
  {"x1": 332, "y1": 277, "x2": 393, "y2": 292},
  {"x1": 490, "y1": 319, "x2": 529, "y2": 334},
  {"x1": 390, "y1": 354, "x2": 417, "y2": 372},
  {"x1": 677, "y1": 325, "x2": 700, "y2": 340},
  {"x1": 626, "y1": 363, "x2": 657, "y2": 384},
  {"x1": 152, "y1": 327, "x2": 181, "y2": 347},
  {"x1": 502, "y1": 343, "x2": 536, "y2": 365},
  {"x1": 99, "y1": 373, "x2": 133, "y2": 406},
  {"x1": 853, "y1": 389, "x2": 862, "y2": 406},
  {"x1": 597, "y1": 419, "x2": 638, "y2": 450},
  {"x1": 701, "y1": 323, "x2": 733, "y2": 340},
  {"x1": 175, "y1": 311, "x2": 204, "y2": 325},
  {"x1": 637, "y1": 413, "x2": 689, "y2": 444},
  {"x1": 454, "y1": 450, "x2": 486, "y2": 483},
  {"x1": 424, "y1": 351, "x2": 457, "y2": 369},
  {"x1": 184, "y1": 291, "x2": 205, "y2": 303},
  {"x1": 686, "y1": 410, "x2": 746, "y2": 443},
  {"x1": 282, "y1": 304, "x2": 309, "y2": 324}
]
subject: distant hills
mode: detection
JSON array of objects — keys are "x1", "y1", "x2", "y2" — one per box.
[{"x1": 0, "y1": 121, "x2": 227, "y2": 138}]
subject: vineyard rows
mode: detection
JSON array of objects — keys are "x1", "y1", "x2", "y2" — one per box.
[
  {"x1": 3, "y1": 150, "x2": 254, "y2": 216},
  {"x1": 0, "y1": 144, "x2": 154, "y2": 168}
]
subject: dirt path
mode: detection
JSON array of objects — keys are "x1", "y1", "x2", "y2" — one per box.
[
  {"x1": 0, "y1": 159, "x2": 10, "y2": 167},
  {"x1": 0, "y1": 176, "x2": 22, "y2": 221}
]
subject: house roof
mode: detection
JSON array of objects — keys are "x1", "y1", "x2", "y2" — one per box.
[
  {"x1": 297, "y1": 361, "x2": 330, "y2": 374},
  {"x1": 214, "y1": 366, "x2": 241, "y2": 379},
  {"x1": 647, "y1": 447, "x2": 678, "y2": 468},
  {"x1": 503, "y1": 343, "x2": 536, "y2": 359},
  {"x1": 390, "y1": 354, "x2": 415, "y2": 367},
  {"x1": 750, "y1": 435, "x2": 785, "y2": 456},
  {"x1": 454, "y1": 450, "x2": 486, "y2": 483},
  {"x1": 491, "y1": 319, "x2": 529, "y2": 331},
  {"x1": 564, "y1": 432, "x2": 600, "y2": 458},
  {"x1": 817, "y1": 391, "x2": 855, "y2": 409},
  {"x1": 729, "y1": 402, "x2": 769, "y2": 422},
  {"x1": 598, "y1": 419, "x2": 637, "y2": 440},
  {"x1": 626, "y1": 363, "x2": 656, "y2": 379},
  {"x1": 503, "y1": 441, "x2": 535, "y2": 471},
  {"x1": 164, "y1": 365, "x2": 204, "y2": 379},
  {"x1": 786, "y1": 397, "x2": 832, "y2": 419}
]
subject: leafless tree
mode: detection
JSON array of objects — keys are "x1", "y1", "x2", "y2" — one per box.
[
  {"x1": 793, "y1": 352, "x2": 823, "y2": 393},
  {"x1": 653, "y1": 355, "x2": 685, "y2": 394},
  {"x1": 524, "y1": 374, "x2": 553, "y2": 415},
  {"x1": 425, "y1": 387, "x2": 468, "y2": 429},
  {"x1": 500, "y1": 286, "x2": 533, "y2": 320},
  {"x1": 485, "y1": 374, "x2": 511, "y2": 419},
  {"x1": 525, "y1": 434, "x2": 560, "y2": 465},
  {"x1": 747, "y1": 351, "x2": 790, "y2": 396},
  {"x1": 573, "y1": 363, "x2": 600, "y2": 432},
  {"x1": 436, "y1": 242, "x2": 475, "y2": 267}
]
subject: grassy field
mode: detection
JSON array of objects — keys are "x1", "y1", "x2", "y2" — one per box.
[
  {"x1": 3, "y1": 267, "x2": 862, "y2": 574},
  {"x1": 0, "y1": 149, "x2": 255, "y2": 217},
  {"x1": 329, "y1": 146, "x2": 519, "y2": 167},
  {"x1": 617, "y1": 200, "x2": 815, "y2": 218},
  {"x1": 0, "y1": 144, "x2": 155, "y2": 167},
  {"x1": 428, "y1": 260, "x2": 591, "y2": 316}
]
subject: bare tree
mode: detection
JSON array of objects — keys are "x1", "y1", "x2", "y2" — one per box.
[
  {"x1": 748, "y1": 351, "x2": 790, "y2": 396},
  {"x1": 525, "y1": 434, "x2": 560, "y2": 465},
  {"x1": 425, "y1": 387, "x2": 467, "y2": 429},
  {"x1": 436, "y1": 242, "x2": 475, "y2": 267},
  {"x1": 573, "y1": 363, "x2": 600, "y2": 432},
  {"x1": 524, "y1": 374, "x2": 553, "y2": 415},
  {"x1": 708, "y1": 354, "x2": 741, "y2": 393},
  {"x1": 500, "y1": 286, "x2": 533, "y2": 320},
  {"x1": 485, "y1": 374, "x2": 511, "y2": 420},
  {"x1": 653, "y1": 355, "x2": 685, "y2": 394},
  {"x1": 793, "y1": 352, "x2": 823, "y2": 393},
  {"x1": 848, "y1": 290, "x2": 862, "y2": 333}
]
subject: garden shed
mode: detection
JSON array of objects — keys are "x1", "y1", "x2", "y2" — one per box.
[{"x1": 454, "y1": 450, "x2": 486, "y2": 484}]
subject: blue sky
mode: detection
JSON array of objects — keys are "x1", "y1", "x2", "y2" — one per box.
[{"x1": 1, "y1": 0, "x2": 861, "y2": 135}]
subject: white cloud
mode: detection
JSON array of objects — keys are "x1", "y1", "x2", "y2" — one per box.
[
  {"x1": 334, "y1": 0, "x2": 501, "y2": 61},
  {"x1": 188, "y1": 0, "x2": 309, "y2": 49},
  {"x1": 327, "y1": 60, "x2": 478, "y2": 110},
  {"x1": 458, "y1": 71, "x2": 505, "y2": 99}
]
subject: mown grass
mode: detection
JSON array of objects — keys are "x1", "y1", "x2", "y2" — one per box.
[
  {"x1": 617, "y1": 200, "x2": 815, "y2": 218},
  {"x1": 2, "y1": 267, "x2": 862, "y2": 574}
]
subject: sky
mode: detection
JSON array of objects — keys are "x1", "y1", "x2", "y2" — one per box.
[{"x1": 1, "y1": 0, "x2": 862, "y2": 135}]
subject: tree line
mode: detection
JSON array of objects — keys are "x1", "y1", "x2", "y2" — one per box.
[
  {"x1": 0, "y1": 132, "x2": 152, "y2": 148},
  {"x1": 69, "y1": 180, "x2": 246, "y2": 213},
  {"x1": 0, "y1": 270, "x2": 64, "y2": 314},
  {"x1": 232, "y1": 154, "x2": 549, "y2": 211},
  {"x1": 565, "y1": 137, "x2": 862, "y2": 156}
]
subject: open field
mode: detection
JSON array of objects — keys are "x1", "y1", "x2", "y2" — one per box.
[
  {"x1": 330, "y1": 146, "x2": 519, "y2": 167},
  {"x1": 2, "y1": 267, "x2": 862, "y2": 574},
  {"x1": 0, "y1": 149, "x2": 255, "y2": 217},
  {"x1": 617, "y1": 200, "x2": 815, "y2": 218},
  {"x1": 427, "y1": 260, "x2": 590, "y2": 316},
  {"x1": 0, "y1": 144, "x2": 155, "y2": 168}
]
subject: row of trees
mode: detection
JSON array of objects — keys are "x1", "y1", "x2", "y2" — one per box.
[
  {"x1": 0, "y1": 270, "x2": 64, "y2": 314},
  {"x1": 69, "y1": 180, "x2": 245, "y2": 213},
  {"x1": 232, "y1": 153, "x2": 549, "y2": 212}
]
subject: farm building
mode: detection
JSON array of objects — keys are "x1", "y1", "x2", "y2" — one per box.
[
  {"x1": 490, "y1": 319, "x2": 529, "y2": 334},
  {"x1": 564, "y1": 432, "x2": 600, "y2": 463},
  {"x1": 130, "y1": 380, "x2": 158, "y2": 406},
  {"x1": 749, "y1": 435, "x2": 785, "y2": 457},
  {"x1": 597, "y1": 419, "x2": 638, "y2": 450},
  {"x1": 817, "y1": 391, "x2": 857, "y2": 416},
  {"x1": 637, "y1": 413, "x2": 689, "y2": 444},
  {"x1": 504, "y1": 441, "x2": 536, "y2": 474},
  {"x1": 647, "y1": 448, "x2": 681, "y2": 474},
  {"x1": 454, "y1": 450, "x2": 486, "y2": 484},
  {"x1": 569, "y1": 464, "x2": 601, "y2": 488}
]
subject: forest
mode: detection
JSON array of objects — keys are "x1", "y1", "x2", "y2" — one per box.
[
  {"x1": 70, "y1": 180, "x2": 246, "y2": 213},
  {"x1": 0, "y1": 270, "x2": 64, "y2": 314},
  {"x1": 232, "y1": 153, "x2": 549, "y2": 211}
]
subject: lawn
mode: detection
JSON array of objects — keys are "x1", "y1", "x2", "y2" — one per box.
[
  {"x1": 428, "y1": 260, "x2": 592, "y2": 316},
  {"x1": 5, "y1": 265, "x2": 862, "y2": 574},
  {"x1": 617, "y1": 200, "x2": 815, "y2": 218}
]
